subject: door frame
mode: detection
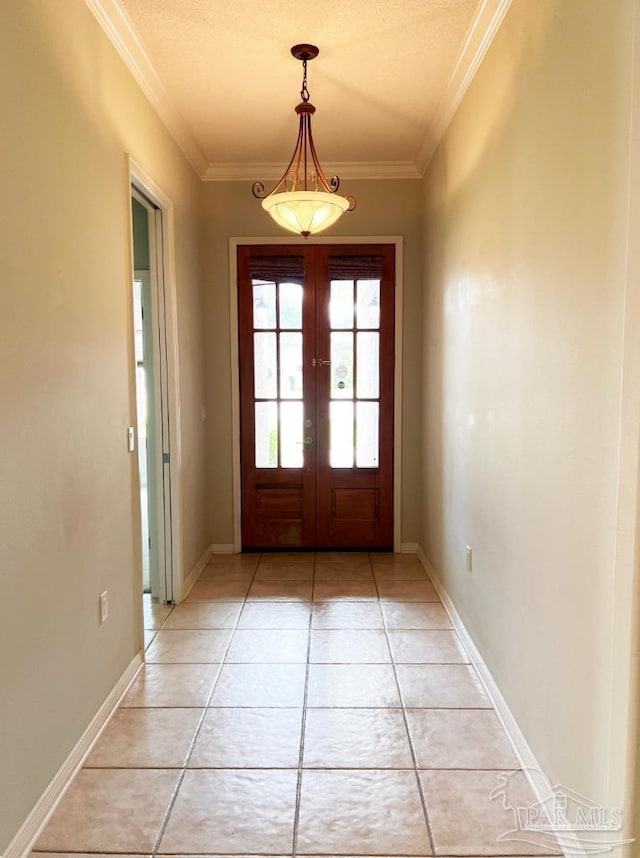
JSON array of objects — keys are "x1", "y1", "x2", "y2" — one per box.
[
  {"x1": 128, "y1": 157, "x2": 184, "y2": 602},
  {"x1": 229, "y1": 235, "x2": 404, "y2": 553}
]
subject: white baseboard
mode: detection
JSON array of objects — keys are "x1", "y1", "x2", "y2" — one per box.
[
  {"x1": 415, "y1": 544, "x2": 584, "y2": 858},
  {"x1": 399, "y1": 542, "x2": 419, "y2": 554},
  {"x1": 181, "y1": 544, "x2": 215, "y2": 601},
  {"x1": 211, "y1": 543, "x2": 235, "y2": 554},
  {"x1": 3, "y1": 650, "x2": 144, "y2": 858}
]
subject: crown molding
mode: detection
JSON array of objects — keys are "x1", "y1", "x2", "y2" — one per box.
[
  {"x1": 203, "y1": 161, "x2": 422, "y2": 182},
  {"x1": 85, "y1": 0, "x2": 510, "y2": 184},
  {"x1": 415, "y1": 0, "x2": 513, "y2": 174},
  {"x1": 84, "y1": 0, "x2": 209, "y2": 177}
]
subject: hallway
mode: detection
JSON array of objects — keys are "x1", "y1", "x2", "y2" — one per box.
[{"x1": 32, "y1": 552, "x2": 550, "y2": 856}]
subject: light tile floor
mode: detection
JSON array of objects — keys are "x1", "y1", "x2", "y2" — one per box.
[{"x1": 33, "y1": 552, "x2": 558, "y2": 857}]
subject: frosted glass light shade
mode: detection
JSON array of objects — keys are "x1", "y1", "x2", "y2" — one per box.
[{"x1": 262, "y1": 191, "x2": 350, "y2": 236}]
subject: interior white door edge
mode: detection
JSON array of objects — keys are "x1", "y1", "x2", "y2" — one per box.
[{"x1": 129, "y1": 158, "x2": 183, "y2": 601}]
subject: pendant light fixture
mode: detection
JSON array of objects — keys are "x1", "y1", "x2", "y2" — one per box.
[{"x1": 252, "y1": 44, "x2": 355, "y2": 238}]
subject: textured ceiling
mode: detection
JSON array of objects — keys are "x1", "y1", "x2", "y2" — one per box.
[{"x1": 116, "y1": 0, "x2": 482, "y2": 174}]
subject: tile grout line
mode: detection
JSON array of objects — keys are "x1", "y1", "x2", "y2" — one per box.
[
  {"x1": 372, "y1": 558, "x2": 439, "y2": 858},
  {"x1": 290, "y1": 552, "x2": 316, "y2": 858},
  {"x1": 149, "y1": 553, "x2": 263, "y2": 857}
]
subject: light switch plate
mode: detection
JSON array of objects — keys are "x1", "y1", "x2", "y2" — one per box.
[{"x1": 128, "y1": 426, "x2": 136, "y2": 452}]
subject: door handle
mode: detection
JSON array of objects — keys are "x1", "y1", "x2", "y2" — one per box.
[
  {"x1": 312, "y1": 358, "x2": 332, "y2": 367},
  {"x1": 297, "y1": 436, "x2": 314, "y2": 446}
]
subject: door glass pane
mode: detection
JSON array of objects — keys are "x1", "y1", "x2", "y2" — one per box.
[
  {"x1": 330, "y1": 280, "x2": 354, "y2": 329},
  {"x1": 254, "y1": 332, "x2": 277, "y2": 398},
  {"x1": 255, "y1": 401, "x2": 278, "y2": 468},
  {"x1": 330, "y1": 401, "x2": 354, "y2": 468},
  {"x1": 356, "y1": 401, "x2": 379, "y2": 467},
  {"x1": 356, "y1": 332, "x2": 379, "y2": 398},
  {"x1": 279, "y1": 282, "x2": 302, "y2": 329},
  {"x1": 331, "y1": 332, "x2": 354, "y2": 399},
  {"x1": 356, "y1": 279, "x2": 381, "y2": 329},
  {"x1": 252, "y1": 282, "x2": 277, "y2": 329},
  {"x1": 280, "y1": 401, "x2": 303, "y2": 468},
  {"x1": 280, "y1": 332, "x2": 303, "y2": 399}
]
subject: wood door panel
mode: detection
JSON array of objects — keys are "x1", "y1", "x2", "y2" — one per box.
[
  {"x1": 332, "y1": 487, "x2": 379, "y2": 520},
  {"x1": 319, "y1": 471, "x2": 392, "y2": 547},
  {"x1": 256, "y1": 487, "x2": 303, "y2": 520},
  {"x1": 243, "y1": 472, "x2": 307, "y2": 547}
]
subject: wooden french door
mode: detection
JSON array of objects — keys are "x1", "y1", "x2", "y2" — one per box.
[{"x1": 238, "y1": 244, "x2": 394, "y2": 549}]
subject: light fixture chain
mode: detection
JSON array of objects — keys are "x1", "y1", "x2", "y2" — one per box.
[{"x1": 300, "y1": 58, "x2": 310, "y2": 102}]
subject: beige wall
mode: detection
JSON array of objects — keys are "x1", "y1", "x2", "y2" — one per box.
[
  {"x1": 0, "y1": 1, "x2": 208, "y2": 850},
  {"x1": 201, "y1": 179, "x2": 424, "y2": 546},
  {"x1": 422, "y1": 0, "x2": 638, "y2": 815}
]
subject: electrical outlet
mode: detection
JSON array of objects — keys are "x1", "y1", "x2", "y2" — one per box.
[
  {"x1": 99, "y1": 590, "x2": 109, "y2": 624},
  {"x1": 466, "y1": 545, "x2": 473, "y2": 573}
]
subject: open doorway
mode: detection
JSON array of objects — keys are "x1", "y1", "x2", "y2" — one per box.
[
  {"x1": 131, "y1": 200, "x2": 155, "y2": 594},
  {"x1": 130, "y1": 182, "x2": 178, "y2": 612}
]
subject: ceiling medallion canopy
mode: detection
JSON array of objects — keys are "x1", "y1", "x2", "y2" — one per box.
[{"x1": 252, "y1": 44, "x2": 356, "y2": 238}]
